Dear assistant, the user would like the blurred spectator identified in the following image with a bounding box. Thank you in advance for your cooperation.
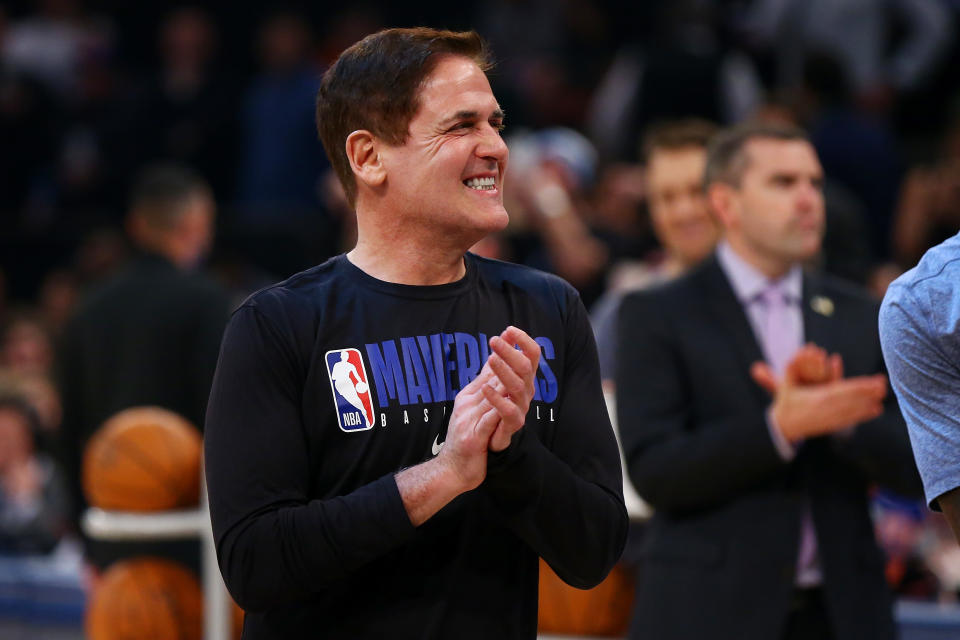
[0,310,55,377]
[72,227,130,287]
[36,269,80,337]
[52,19,122,226]
[873,491,940,599]
[800,52,904,262]
[0,45,60,229]
[1,0,107,98]
[11,373,62,437]
[236,11,325,214]
[480,0,612,128]
[0,368,62,439]
[0,391,70,555]
[587,1,762,162]
[591,119,719,383]
[892,113,960,267]
[590,163,650,257]
[732,0,953,113]
[231,10,334,277]
[57,164,230,570]
[504,127,610,304]
[114,7,238,201]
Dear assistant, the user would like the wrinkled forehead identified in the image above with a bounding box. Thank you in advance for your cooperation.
[414,55,499,115]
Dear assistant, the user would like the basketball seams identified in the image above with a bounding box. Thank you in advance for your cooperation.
[84,407,201,511]
[96,434,186,505]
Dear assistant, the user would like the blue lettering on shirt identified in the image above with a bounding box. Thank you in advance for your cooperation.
[365,341,409,408]
[400,336,432,404]
[534,337,558,403]
[365,332,558,408]
[455,332,481,389]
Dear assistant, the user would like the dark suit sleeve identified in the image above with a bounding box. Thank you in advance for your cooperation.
[616,290,788,514]
[204,305,416,612]
[831,297,922,498]
[481,287,628,589]
[832,397,922,498]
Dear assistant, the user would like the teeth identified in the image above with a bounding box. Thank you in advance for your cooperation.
[464,176,496,190]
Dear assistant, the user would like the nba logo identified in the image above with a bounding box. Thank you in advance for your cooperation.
[325,348,376,432]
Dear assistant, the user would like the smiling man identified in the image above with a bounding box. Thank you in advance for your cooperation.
[617,122,920,640]
[203,28,627,639]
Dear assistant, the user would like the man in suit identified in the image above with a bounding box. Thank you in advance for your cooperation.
[58,165,231,570]
[617,121,921,640]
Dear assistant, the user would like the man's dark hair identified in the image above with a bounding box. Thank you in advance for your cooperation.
[703,121,810,190]
[316,27,492,208]
[129,164,209,230]
[641,119,719,163]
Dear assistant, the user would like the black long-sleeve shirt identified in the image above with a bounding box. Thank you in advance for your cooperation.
[204,253,627,639]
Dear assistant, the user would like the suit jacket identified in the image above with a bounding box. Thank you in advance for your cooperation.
[57,252,231,567]
[616,254,921,640]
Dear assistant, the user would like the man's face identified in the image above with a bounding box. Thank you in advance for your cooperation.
[379,55,509,241]
[176,191,215,268]
[646,146,717,267]
[726,138,825,270]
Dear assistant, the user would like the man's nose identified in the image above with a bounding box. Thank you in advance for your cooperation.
[796,181,822,211]
[477,124,508,163]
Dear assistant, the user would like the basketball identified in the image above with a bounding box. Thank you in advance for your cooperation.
[537,559,635,636]
[355,381,368,394]
[83,406,202,511]
[85,557,203,640]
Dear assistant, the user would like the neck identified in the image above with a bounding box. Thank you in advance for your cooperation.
[349,225,470,287]
[726,235,791,280]
[137,238,193,271]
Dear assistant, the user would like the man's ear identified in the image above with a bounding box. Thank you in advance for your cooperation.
[707,182,738,230]
[345,130,386,189]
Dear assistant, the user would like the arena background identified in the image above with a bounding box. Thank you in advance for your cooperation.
[2,0,960,638]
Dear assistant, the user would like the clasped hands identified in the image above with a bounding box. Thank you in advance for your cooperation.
[750,344,887,444]
[439,326,540,490]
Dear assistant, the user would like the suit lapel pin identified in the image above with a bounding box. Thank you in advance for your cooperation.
[811,295,834,317]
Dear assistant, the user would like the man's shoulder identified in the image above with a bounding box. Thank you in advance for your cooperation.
[621,258,712,311]
[74,259,227,320]
[882,233,960,341]
[237,256,344,318]
[886,233,960,310]
[470,253,578,308]
[810,271,877,310]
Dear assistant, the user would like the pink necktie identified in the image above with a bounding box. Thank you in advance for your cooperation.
[761,283,821,586]
[760,284,794,376]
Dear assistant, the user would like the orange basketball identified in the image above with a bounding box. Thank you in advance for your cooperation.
[538,559,635,636]
[85,557,203,640]
[83,406,202,511]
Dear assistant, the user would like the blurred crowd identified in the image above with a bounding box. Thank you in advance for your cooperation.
[2,0,960,614]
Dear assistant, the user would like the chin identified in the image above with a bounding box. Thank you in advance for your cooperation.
[476,206,509,233]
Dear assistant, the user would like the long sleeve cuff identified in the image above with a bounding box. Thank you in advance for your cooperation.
[766,406,796,461]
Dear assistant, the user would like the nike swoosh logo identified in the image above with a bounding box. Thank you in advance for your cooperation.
[432,435,444,456]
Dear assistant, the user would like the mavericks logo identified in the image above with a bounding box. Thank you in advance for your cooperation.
[325,348,376,432]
